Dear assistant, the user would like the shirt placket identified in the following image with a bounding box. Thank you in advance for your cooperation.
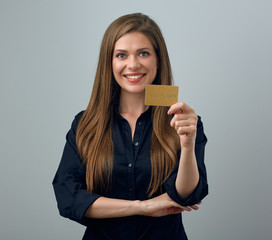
[123,117,145,200]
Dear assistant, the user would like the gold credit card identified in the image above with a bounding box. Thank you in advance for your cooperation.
[145,85,179,106]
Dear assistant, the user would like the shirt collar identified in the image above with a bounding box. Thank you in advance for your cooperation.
[113,97,152,120]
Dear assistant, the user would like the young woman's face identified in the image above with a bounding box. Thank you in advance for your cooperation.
[112,32,158,95]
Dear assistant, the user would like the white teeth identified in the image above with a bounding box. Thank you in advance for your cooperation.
[125,74,144,79]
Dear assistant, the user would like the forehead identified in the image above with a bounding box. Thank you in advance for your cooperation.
[114,32,154,50]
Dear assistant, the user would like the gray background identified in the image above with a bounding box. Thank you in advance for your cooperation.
[1,0,271,239]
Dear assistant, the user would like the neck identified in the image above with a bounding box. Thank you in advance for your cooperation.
[119,91,147,115]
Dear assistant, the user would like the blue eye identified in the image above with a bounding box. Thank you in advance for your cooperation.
[117,53,126,59]
[139,52,149,57]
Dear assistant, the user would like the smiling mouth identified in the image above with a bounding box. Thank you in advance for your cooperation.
[124,74,146,79]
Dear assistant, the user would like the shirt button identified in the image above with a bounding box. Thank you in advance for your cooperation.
[128,163,132,168]
[134,142,139,147]
[138,121,143,126]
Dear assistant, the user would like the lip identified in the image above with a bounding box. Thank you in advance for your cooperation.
[123,73,146,83]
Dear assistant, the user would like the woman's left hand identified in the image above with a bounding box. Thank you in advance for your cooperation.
[168,102,198,149]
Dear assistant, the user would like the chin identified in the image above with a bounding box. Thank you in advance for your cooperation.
[124,86,145,94]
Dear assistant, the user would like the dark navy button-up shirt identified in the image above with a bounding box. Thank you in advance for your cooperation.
[53,105,208,240]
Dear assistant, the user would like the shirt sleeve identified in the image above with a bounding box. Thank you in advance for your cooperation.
[163,116,208,206]
[52,112,101,226]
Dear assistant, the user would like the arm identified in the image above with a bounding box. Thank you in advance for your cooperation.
[168,102,206,200]
[84,197,140,219]
[176,148,199,199]
[84,193,200,219]
[52,112,101,225]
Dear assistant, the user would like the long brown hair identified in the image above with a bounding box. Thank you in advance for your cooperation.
[76,13,180,197]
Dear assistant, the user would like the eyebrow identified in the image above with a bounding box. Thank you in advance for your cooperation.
[114,47,152,53]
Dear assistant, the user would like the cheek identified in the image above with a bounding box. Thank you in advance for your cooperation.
[112,60,122,75]
[147,56,157,70]
[148,60,158,77]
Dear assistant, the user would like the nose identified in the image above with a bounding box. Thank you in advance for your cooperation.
[127,56,140,70]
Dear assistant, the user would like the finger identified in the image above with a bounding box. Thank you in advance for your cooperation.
[173,120,196,130]
[170,114,191,126]
[189,205,200,210]
[168,102,195,115]
[170,201,191,212]
[188,202,202,210]
[167,207,185,214]
[170,114,197,128]
[181,206,192,212]
[176,125,197,136]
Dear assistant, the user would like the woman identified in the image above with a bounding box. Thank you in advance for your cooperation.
[53,13,208,240]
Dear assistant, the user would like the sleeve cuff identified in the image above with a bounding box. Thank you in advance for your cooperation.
[164,176,208,206]
[66,191,101,226]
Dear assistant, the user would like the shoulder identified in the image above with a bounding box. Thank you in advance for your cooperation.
[74,110,85,122]
[70,110,85,133]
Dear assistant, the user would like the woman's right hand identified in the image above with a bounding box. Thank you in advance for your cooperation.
[139,193,201,217]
